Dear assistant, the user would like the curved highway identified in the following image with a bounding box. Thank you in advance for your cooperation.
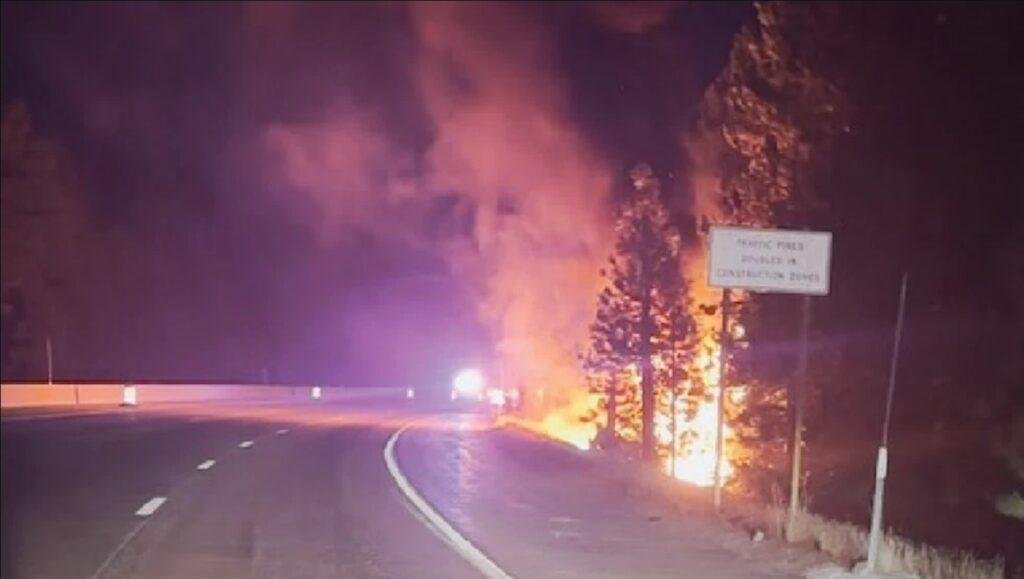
[2,400,820,578]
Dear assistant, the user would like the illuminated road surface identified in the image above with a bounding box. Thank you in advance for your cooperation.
[1,400,821,578]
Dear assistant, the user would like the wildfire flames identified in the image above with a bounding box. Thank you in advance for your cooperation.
[663,333,737,487]
[518,173,745,489]
[502,407,596,452]
[529,324,741,487]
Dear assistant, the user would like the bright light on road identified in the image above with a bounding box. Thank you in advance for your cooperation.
[452,368,485,397]
[486,388,506,407]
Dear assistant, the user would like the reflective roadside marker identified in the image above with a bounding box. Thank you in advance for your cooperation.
[122,385,138,406]
[196,460,216,470]
[406,388,415,399]
[238,440,254,448]
[311,386,322,400]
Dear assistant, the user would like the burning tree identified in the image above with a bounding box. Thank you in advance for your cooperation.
[701,2,849,228]
[692,1,849,498]
[582,276,641,447]
[583,163,697,463]
[656,299,705,475]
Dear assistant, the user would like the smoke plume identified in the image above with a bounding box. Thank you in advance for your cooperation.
[262,4,615,432]
[411,4,613,433]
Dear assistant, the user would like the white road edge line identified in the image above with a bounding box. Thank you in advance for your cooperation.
[1,409,123,423]
[384,426,513,579]
[276,429,289,435]
[238,440,254,448]
[89,520,147,579]
[134,496,167,517]
[196,459,216,470]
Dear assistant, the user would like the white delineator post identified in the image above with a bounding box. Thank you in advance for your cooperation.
[867,446,888,569]
[866,273,908,572]
[122,384,138,406]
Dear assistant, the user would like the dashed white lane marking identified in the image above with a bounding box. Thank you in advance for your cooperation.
[134,496,167,517]
[196,459,216,470]
[384,427,514,579]
[552,530,583,539]
[238,440,254,448]
[276,429,289,435]
[549,516,579,524]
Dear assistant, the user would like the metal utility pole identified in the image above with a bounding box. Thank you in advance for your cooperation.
[46,336,53,385]
[867,273,909,571]
[786,295,812,540]
[713,288,732,511]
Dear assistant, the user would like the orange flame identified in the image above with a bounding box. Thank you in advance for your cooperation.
[661,332,738,486]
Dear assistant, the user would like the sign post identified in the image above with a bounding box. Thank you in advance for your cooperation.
[707,226,832,516]
[787,294,811,539]
[712,287,731,511]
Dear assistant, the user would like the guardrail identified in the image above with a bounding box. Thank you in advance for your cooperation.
[0,383,404,409]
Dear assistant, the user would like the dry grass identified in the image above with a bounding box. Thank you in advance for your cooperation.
[877,535,1005,579]
[600,455,1006,578]
[726,501,1006,579]
[515,428,1008,579]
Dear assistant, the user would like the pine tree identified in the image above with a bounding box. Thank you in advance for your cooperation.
[692,1,849,497]
[701,2,849,228]
[585,163,688,462]
[582,275,639,448]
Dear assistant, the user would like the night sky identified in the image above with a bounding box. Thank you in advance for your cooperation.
[1,2,749,385]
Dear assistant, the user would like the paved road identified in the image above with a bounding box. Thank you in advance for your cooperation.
[1,401,477,579]
[2,400,822,579]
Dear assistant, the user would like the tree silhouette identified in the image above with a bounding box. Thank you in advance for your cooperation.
[691,2,849,497]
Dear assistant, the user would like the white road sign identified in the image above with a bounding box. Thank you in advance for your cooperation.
[708,226,832,295]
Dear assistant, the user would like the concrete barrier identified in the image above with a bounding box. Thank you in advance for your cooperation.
[0,384,81,407]
[0,383,405,409]
[319,386,406,401]
[75,384,125,405]
[134,384,296,404]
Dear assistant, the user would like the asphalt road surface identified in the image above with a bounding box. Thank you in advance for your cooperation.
[1,399,821,578]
